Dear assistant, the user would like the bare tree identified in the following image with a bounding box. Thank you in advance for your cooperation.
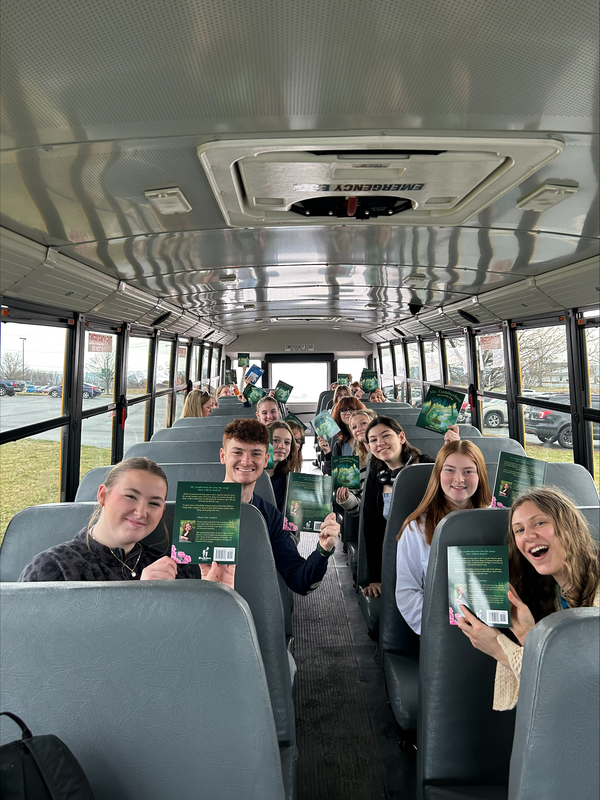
[1,351,29,380]
[517,328,567,389]
[87,351,115,394]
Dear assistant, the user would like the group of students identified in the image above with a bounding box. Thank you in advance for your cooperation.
[16,377,600,716]
[315,389,600,710]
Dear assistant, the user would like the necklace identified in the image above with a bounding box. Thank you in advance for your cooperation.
[109,545,143,578]
[89,527,143,578]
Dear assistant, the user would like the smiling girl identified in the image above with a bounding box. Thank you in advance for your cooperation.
[395,440,491,633]
[334,408,376,516]
[266,420,302,512]
[360,416,460,598]
[318,396,367,474]
[19,458,233,585]
[458,488,599,710]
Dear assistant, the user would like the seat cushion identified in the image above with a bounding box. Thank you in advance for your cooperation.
[279,745,298,800]
[357,591,380,635]
[424,785,507,800]
[383,651,419,731]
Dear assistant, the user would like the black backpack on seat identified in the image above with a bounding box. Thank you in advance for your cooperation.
[0,712,96,800]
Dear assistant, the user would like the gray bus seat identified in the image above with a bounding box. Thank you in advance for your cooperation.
[316,390,333,415]
[125,439,224,463]
[379,464,434,731]
[0,582,286,800]
[75,463,277,508]
[362,401,412,409]
[544,462,599,505]
[579,506,600,540]
[152,425,228,441]
[209,405,257,417]
[508,608,599,800]
[0,501,296,755]
[418,508,516,800]
[173,415,249,427]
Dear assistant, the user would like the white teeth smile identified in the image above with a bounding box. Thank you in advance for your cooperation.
[530,545,549,556]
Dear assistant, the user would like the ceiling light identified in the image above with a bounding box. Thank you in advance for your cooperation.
[471,296,479,305]
[333,326,340,330]
[244,304,255,310]
[262,326,269,331]
[583,308,600,318]
[458,309,479,325]
[220,274,237,282]
[144,187,192,214]
[517,182,578,212]
[404,274,427,284]
[437,307,444,315]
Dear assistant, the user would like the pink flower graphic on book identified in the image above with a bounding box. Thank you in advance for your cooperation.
[449,607,460,626]
[283,517,298,533]
[491,497,505,509]
[171,545,192,564]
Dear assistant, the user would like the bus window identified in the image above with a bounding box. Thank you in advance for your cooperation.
[270,362,328,402]
[127,337,151,397]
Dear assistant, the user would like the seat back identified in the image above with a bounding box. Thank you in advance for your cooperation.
[400,424,481,441]
[316,390,333,415]
[216,396,242,404]
[579,506,600,540]
[544,462,599,505]
[75,464,276,507]
[417,508,516,795]
[152,425,227,441]
[0,500,294,747]
[209,405,257,417]
[362,401,412,409]
[173,415,245,427]
[125,439,224,462]
[508,608,599,800]
[0,582,285,800]
[379,464,435,658]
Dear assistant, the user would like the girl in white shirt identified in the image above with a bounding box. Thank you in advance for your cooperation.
[395,440,492,634]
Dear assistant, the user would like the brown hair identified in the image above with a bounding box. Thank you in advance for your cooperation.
[268,421,302,475]
[347,409,376,467]
[216,385,231,398]
[508,488,600,620]
[398,440,491,545]
[331,396,367,443]
[222,418,270,449]
[86,457,169,546]
[365,416,422,472]
[332,385,351,404]
[256,395,279,413]
[287,420,306,451]
[181,389,213,418]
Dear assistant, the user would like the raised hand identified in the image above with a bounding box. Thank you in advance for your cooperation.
[200,562,236,589]
[318,512,340,552]
[140,555,177,581]
[508,584,536,645]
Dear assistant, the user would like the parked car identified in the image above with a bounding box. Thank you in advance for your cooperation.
[524,394,599,448]
[457,397,508,428]
[44,383,102,399]
[0,380,17,396]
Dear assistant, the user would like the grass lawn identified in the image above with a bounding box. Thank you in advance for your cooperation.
[0,438,111,541]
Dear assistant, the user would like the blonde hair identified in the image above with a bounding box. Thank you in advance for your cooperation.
[86,458,169,546]
[398,440,491,545]
[268,421,302,474]
[181,389,212,418]
[347,409,376,467]
[256,395,279,413]
[216,385,231,398]
[508,488,599,619]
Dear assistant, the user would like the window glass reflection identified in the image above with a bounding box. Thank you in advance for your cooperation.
[518,326,569,403]
[154,394,170,433]
[521,401,574,465]
[406,342,421,380]
[393,344,406,379]
[476,332,505,393]
[157,340,173,389]
[445,337,469,387]
[127,337,150,397]
[80,413,113,480]
[123,401,149,454]
[84,332,116,401]
[424,340,440,383]
[176,345,187,386]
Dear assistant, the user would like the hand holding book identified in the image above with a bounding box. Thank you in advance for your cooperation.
[199,562,236,588]
[317,512,339,552]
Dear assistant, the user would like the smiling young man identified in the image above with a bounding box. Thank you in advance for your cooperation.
[220,418,339,595]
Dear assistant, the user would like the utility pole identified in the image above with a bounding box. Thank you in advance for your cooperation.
[19,337,26,380]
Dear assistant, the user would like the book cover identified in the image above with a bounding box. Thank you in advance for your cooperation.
[243,383,266,405]
[286,473,333,533]
[416,385,466,434]
[237,353,250,367]
[361,369,379,392]
[245,364,264,385]
[225,369,237,385]
[274,380,293,403]
[337,374,351,386]
[311,409,341,440]
[284,412,307,431]
[447,545,511,627]
[171,482,242,565]
[332,455,361,490]
[492,451,547,507]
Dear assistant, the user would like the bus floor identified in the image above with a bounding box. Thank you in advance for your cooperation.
[293,530,416,800]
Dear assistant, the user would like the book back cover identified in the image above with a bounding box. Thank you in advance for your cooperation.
[492,451,547,507]
[172,482,242,565]
[447,545,511,627]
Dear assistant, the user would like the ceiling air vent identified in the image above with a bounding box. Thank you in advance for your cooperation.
[198,135,563,227]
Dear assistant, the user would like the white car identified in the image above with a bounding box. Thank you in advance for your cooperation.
[457,397,508,428]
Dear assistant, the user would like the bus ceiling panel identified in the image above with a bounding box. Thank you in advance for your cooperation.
[61,226,592,283]
[1,0,598,150]
[0,143,226,246]
[2,134,596,246]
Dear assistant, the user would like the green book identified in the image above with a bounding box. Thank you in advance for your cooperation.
[171,482,242,565]
[286,473,333,533]
[332,455,361,490]
[284,412,307,431]
[337,374,351,386]
[492,451,547,507]
[416,385,465,434]
[243,383,266,405]
[266,442,275,470]
[237,353,249,367]
[225,369,237,385]
[448,545,511,627]
[361,369,379,392]
[274,380,293,403]
[311,409,341,440]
